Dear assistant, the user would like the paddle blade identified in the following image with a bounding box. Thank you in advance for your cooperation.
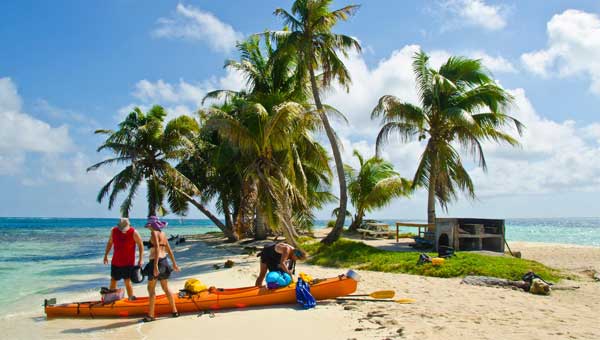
[369,290,395,299]
[394,298,416,304]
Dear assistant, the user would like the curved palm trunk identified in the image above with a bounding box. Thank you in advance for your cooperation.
[235,179,258,239]
[186,197,237,241]
[308,68,348,245]
[223,198,235,233]
[278,194,300,249]
[348,211,364,233]
[165,183,237,241]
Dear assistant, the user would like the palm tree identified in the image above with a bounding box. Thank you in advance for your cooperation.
[269,0,362,244]
[372,51,524,225]
[168,120,240,241]
[205,99,320,247]
[205,35,334,242]
[88,105,199,217]
[345,150,412,232]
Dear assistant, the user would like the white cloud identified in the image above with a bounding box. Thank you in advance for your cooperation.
[324,45,421,139]
[437,0,508,31]
[133,79,206,107]
[39,152,111,185]
[153,3,243,53]
[0,77,73,175]
[121,69,246,122]
[319,46,600,201]
[583,123,600,144]
[468,51,516,74]
[521,9,600,94]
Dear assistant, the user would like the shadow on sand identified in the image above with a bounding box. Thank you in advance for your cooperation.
[61,320,140,334]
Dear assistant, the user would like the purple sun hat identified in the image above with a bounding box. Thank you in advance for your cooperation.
[146,216,168,231]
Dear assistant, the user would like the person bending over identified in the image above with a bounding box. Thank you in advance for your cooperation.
[255,242,306,287]
[103,218,144,300]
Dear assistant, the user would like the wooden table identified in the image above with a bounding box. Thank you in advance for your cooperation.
[395,222,434,243]
[357,223,391,239]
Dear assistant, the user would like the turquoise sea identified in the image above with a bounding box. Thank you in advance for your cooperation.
[0,217,599,319]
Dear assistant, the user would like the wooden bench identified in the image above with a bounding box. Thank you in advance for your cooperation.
[357,223,392,239]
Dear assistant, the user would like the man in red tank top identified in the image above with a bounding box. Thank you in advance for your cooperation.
[103,218,144,299]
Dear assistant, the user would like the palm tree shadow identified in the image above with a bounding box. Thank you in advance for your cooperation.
[61,320,139,334]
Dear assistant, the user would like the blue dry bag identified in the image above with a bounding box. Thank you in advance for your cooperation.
[295,278,316,309]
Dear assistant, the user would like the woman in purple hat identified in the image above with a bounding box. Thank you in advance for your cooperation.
[141,216,180,322]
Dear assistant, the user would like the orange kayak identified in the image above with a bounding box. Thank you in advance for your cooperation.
[45,275,357,318]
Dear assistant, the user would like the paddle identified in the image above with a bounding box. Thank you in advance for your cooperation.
[348,290,395,299]
[336,297,416,304]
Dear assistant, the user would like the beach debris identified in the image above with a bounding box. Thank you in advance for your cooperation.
[213,264,221,270]
[594,272,600,282]
[462,274,554,295]
[344,305,359,311]
[461,276,529,291]
[367,311,388,318]
[529,278,551,295]
[224,260,235,268]
[397,326,405,336]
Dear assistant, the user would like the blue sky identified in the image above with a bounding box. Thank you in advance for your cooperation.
[2,0,600,219]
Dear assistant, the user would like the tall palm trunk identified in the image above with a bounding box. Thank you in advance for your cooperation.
[147,177,159,217]
[427,177,436,225]
[308,67,348,245]
[427,152,438,227]
[254,206,268,240]
[235,179,258,239]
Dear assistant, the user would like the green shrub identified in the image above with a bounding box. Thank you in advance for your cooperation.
[302,239,562,282]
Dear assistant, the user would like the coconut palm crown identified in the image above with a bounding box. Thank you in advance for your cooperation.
[372,51,524,224]
[88,105,199,217]
[345,150,412,232]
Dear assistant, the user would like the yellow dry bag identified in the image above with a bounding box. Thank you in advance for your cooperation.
[184,278,208,293]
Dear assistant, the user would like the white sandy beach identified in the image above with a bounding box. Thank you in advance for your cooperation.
[3,235,600,340]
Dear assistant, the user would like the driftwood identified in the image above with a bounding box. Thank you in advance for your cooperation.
[461,276,530,290]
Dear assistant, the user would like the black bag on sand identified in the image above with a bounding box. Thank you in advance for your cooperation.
[130,265,144,284]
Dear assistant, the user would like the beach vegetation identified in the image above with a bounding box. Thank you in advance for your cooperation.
[303,239,562,281]
[345,150,412,232]
[186,34,334,246]
[372,51,524,224]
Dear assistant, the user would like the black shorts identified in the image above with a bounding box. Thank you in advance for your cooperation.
[111,265,134,281]
[143,257,173,281]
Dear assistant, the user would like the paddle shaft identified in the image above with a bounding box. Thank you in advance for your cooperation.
[348,290,395,299]
[337,297,413,303]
